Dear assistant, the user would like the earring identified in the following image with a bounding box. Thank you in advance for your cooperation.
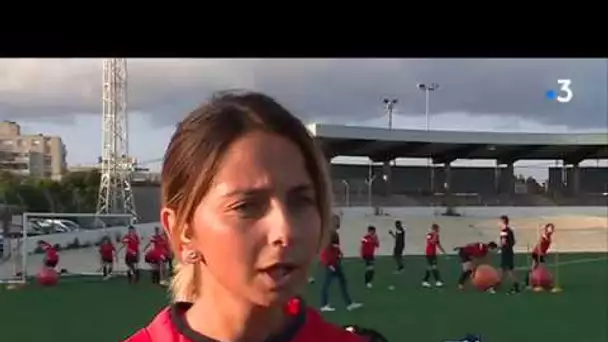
[182,250,200,264]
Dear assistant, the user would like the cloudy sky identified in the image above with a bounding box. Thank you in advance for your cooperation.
[0,58,606,178]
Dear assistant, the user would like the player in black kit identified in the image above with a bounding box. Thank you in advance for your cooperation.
[389,220,405,273]
[499,215,521,294]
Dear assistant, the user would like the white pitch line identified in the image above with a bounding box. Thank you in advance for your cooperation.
[514,256,608,271]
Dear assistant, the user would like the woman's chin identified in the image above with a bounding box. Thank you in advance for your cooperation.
[251,287,300,308]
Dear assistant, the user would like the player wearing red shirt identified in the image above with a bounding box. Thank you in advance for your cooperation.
[422,223,446,288]
[119,226,141,283]
[360,225,379,288]
[454,241,498,290]
[319,230,362,312]
[125,298,381,342]
[38,240,59,269]
[525,223,555,287]
[98,236,116,280]
[144,227,171,285]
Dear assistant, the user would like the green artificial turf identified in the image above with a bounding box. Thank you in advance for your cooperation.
[1,253,606,342]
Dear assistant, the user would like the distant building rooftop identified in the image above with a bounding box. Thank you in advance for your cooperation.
[307,123,608,164]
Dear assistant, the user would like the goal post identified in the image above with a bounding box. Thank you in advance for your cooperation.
[0,212,135,284]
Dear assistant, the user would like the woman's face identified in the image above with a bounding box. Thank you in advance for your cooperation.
[190,131,322,307]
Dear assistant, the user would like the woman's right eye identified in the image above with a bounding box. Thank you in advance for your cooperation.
[231,199,265,217]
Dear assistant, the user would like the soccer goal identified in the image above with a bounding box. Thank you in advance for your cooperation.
[0,212,135,285]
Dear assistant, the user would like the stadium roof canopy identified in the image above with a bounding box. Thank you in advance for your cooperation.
[307,123,608,165]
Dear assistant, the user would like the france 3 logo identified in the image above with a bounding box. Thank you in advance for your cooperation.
[546,79,574,103]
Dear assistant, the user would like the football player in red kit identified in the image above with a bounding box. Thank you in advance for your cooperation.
[525,223,555,288]
[98,236,116,280]
[360,225,379,288]
[38,240,59,270]
[124,93,383,342]
[422,223,446,287]
[454,241,498,290]
[319,229,363,312]
[118,226,141,283]
[144,227,170,285]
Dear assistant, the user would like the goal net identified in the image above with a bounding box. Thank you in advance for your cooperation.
[0,212,135,284]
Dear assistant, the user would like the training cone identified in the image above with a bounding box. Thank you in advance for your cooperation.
[471,264,500,291]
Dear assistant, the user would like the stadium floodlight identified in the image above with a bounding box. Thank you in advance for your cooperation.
[416,83,439,131]
[383,98,398,130]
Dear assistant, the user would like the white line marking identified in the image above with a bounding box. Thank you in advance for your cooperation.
[514,256,608,271]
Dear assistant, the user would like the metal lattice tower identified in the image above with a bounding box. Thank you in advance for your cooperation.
[96,59,137,219]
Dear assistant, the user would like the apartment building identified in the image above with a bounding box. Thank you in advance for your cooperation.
[0,121,67,181]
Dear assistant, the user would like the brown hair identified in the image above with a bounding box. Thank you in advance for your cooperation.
[161,90,333,302]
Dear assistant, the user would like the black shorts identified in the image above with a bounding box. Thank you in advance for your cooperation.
[145,254,162,264]
[393,246,404,256]
[101,256,113,264]
[500,251,514,270]
[362,255,375,266]
[164,253,174,264]
[531,253,545,264]
[458,248,472,263]
[426,255,437,266]
[45,259,58,268]
[125,253,139,266]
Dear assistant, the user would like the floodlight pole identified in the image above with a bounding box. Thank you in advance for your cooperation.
[417,83,439,131]
[383,98,398,130]
[417,83,440,193]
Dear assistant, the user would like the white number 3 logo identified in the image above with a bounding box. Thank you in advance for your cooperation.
[556,79,573,103]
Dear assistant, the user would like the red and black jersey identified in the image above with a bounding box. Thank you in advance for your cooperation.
[320,231,342,267]
[122,233,140,255]
[360,233,379,258]
[425,231,440,256]
[533,231,553,256]
[150,234,170,256]
[320,244,342,267]
[124,299,367,342]
[40,241,58,262]
[461,242,489,258]
[99,242,115,259]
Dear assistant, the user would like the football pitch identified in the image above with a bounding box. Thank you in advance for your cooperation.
[1,253,606,342]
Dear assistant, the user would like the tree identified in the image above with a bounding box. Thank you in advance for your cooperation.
[0,169,101,213]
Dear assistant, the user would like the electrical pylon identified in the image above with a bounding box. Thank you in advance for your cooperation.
[96,58,137,220]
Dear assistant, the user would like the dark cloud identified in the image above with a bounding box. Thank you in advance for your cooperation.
[0,58,605,130]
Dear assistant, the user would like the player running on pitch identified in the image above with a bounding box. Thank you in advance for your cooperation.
[98,236,116,280]
[524,223,555,289]
[422,223,446,287]
[454,241,498,291]
[118,226,141,284]
[38,240,59,270]
[360,225,380,288]
[143,227,170,285]
[389,220,405,273]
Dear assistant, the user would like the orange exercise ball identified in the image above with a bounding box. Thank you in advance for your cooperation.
[471,264,500,291]
[530,264,553,289]
[37,267,59,287]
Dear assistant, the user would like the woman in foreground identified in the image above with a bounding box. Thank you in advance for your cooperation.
[125,91,386,342]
